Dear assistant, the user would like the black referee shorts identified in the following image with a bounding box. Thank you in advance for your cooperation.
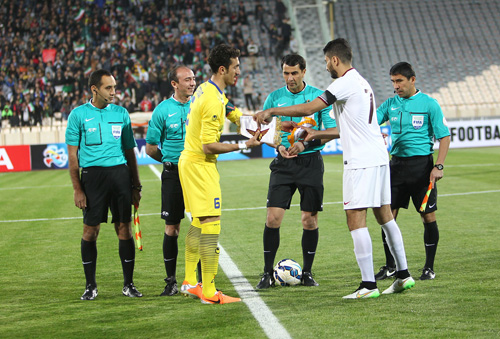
[81,164,132,226]
[161,162,185,224]
[267,151,324,212]
[390,154,438,213]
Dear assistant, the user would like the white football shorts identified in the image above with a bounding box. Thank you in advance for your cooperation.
[342,164,391,210]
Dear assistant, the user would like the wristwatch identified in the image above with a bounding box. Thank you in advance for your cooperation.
[434,164,444,170]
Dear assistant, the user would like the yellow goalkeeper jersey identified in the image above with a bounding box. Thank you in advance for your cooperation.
[181,80,241,163]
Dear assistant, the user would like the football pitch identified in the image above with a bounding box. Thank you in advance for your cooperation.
[1,147,499,338]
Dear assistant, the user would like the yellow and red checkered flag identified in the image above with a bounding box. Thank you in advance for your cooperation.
[419,182,433,212]
[133,204,143,251]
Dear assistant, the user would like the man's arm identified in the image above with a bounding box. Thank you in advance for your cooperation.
[254,97,328,124]
[301,126,340,141]
[430,135,450,187]
[145,143,162,162]
[68,145,86,209]
[202,131,262,154]
[124,148,142,207]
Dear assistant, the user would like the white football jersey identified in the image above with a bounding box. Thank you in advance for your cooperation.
[319,69,388,169]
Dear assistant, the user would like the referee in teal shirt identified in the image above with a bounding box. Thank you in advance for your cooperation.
[376,62,450,281]
[256,54,337,289]
[66,69,143,300]
[145,65,197,296]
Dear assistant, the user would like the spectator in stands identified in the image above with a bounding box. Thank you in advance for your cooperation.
[10,111,20,128]
[246,39,259,75]
[275,0,287,22]
[280,18,292,53]
[2,105,13,121]
[140,95,153,112]
[33,97,43,126]
[43,101,53,124]
[243,75,256,111]
[21,102,30,127]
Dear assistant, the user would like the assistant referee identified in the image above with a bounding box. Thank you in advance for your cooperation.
[66,69,143,300]
[376,62,450,281]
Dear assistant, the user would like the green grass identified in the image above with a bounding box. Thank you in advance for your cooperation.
[1,147,500,338]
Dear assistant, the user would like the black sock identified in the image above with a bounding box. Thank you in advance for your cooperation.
[396,269,410,279]
[361,281,377,290]
[81,239,97,287]
[381,229,395,268]
[119,237,135,286]
[197,261,202,283]
[263,224,280,273]
[163,233,178,279]
[302,228,318,273]
[423,221,439,270]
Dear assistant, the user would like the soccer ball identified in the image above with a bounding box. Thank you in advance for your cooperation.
[273,259,302,286]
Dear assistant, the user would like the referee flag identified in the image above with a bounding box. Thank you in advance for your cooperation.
[133,204,143,251]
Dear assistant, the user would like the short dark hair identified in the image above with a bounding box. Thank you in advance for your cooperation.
[389,62,416,79]
[168,65,189,83]
[88,69,112,89]
[208,44,240,73]
[322,38,353,64]
[280,54,306,71]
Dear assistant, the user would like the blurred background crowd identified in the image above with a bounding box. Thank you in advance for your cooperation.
[0,0,292,128]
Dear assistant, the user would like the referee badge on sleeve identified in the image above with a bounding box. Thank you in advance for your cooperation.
[112,125,122,139]
[412,115,424,130]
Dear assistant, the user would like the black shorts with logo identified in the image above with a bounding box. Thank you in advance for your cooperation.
[390,154,438,213]
[161,162,185,224]
[267,151,324,212]
[81,164,132,226]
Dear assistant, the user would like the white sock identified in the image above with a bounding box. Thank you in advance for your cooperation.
[350,227,375,283]
[381,219,408,271]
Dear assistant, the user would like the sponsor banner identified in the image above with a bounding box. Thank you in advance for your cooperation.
[0,145,31,172]
[135,139,157,166]
[446,118,500,148]
[31,143,69,170]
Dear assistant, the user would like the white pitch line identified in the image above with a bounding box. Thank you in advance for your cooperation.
[2,189,500,224]
[148,164,291,339]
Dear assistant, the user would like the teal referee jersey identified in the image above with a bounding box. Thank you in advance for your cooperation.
[264,83,336,153]
[146,96,190,164]
[377,90,450,157]
[65,102,137,167]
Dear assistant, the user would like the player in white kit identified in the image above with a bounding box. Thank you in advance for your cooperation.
[254,38,415,299]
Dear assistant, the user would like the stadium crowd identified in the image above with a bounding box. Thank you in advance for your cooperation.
[0,0,290,129]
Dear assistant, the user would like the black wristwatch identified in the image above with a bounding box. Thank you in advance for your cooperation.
[132,185,143,192]
[434,164,444,170]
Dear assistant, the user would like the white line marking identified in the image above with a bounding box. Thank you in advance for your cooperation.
[148,164,291,339]
[219,246,291,339]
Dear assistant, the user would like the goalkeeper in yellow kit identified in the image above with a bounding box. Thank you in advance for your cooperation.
[178,44,261,304]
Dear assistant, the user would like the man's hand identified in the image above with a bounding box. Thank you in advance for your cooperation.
[253,109,273,125]
[300,126,318,141]
[286,141,305,157]
[132,188,142,208]
[74,189,87,209]
[280,120,299,133]
[245,128,263,148]
[430,167,444,187]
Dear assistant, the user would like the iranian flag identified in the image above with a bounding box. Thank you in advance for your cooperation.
[74,9,85,21]
[84,67,92,77]
[74,42,85,54]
